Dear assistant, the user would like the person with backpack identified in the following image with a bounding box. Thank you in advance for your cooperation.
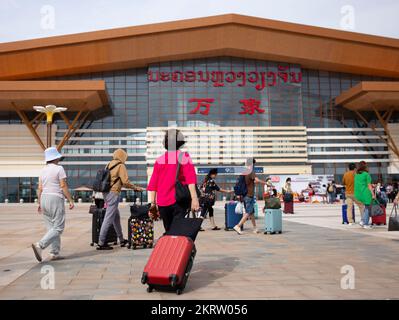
[96,149,144,250]
[376,182,388,207]
[32,147,74,262]
[147,129,199,233]
[327,181,337,204]
[233,158,267,235]
[199,168,234,231]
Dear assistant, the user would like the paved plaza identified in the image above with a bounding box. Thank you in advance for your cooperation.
[0,202,398,300]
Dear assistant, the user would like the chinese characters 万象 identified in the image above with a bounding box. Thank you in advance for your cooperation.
[187,98,266,116]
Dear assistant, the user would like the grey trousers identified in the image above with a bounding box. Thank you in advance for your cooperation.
[99,192,124,245]
[39,194,66,255]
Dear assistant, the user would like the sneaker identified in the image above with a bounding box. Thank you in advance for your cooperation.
[359,221,365,227]
[199,227,205,232]
[363,225,373,230]
[349,223,356,226]
[120,239,129,247]
[48,254,64,261]
[233,225,243,235]
[96,244,113,250]
[253,229,259,234]
[31,243,42,262]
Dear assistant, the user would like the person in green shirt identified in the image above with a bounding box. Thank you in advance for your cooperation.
[354,161,375,229]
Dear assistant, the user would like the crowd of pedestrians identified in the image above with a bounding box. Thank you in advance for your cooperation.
[341,161,398,230]
[31,129,395,261]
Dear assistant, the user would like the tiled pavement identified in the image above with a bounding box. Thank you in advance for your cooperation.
[0,202,398,300]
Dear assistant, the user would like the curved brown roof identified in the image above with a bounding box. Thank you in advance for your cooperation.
[1,14,399,80]
[335,81,399,111]
[0,80,109,113]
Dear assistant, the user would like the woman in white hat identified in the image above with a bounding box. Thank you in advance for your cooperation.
[32,147,74,262]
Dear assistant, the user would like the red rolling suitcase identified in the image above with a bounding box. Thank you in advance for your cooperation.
[372,207,387,225]
[141,235,196,295]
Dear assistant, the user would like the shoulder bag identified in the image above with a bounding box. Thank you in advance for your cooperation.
[370,199,384,217]
[388,204,399,231]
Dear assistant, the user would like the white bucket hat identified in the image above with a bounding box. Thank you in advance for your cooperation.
[44,147,63,163]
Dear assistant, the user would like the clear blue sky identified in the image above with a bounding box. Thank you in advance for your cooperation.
[0,0,398,43]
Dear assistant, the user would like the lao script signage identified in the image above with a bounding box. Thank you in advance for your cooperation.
[148,65,302,91]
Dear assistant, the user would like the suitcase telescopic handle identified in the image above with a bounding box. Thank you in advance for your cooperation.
[134,190,143,205]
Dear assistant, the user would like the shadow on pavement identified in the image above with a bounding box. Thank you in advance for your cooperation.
[64,249,115,261]
[187,256,240,291]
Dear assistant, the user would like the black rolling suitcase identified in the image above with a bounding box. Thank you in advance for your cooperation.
[128,192,153,249]
[90,207,118,246]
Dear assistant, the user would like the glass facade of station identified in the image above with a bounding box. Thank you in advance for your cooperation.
[0,57,396,202]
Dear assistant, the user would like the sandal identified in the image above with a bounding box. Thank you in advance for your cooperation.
[211,226,221,231]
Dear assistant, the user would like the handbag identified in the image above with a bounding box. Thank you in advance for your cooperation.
[89,204,97,214]
[235,201,244,214]
[175,152,192,206]
[130,192,151,218]
[265,197,282,209]
[388,204,399,231]
[370,199,384,217]
[165,217,203,242]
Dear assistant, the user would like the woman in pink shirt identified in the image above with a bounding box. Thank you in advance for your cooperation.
[147,129,199,232]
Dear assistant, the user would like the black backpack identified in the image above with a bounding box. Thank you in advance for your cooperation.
[234,175,248,197]
[92,162,121,192]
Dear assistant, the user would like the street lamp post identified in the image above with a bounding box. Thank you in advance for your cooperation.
[33,105,67,148]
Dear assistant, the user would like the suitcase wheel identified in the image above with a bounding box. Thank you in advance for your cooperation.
[147,286,153,293]
[170,275,178,288]
[176,289,183,295]
[141,272,148,285]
